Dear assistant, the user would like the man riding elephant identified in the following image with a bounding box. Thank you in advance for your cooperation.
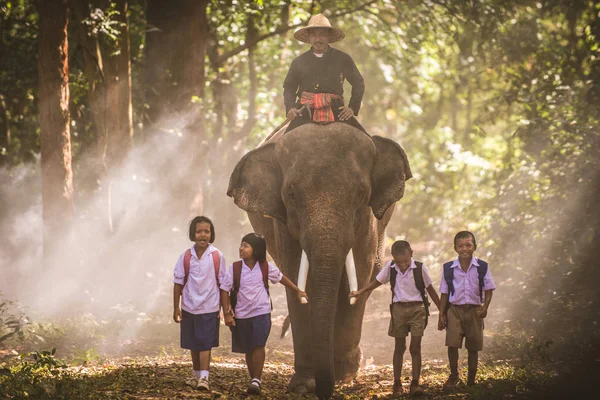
[283,13,367,134]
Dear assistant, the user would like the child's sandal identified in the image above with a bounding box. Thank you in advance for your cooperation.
[247,378,261,395]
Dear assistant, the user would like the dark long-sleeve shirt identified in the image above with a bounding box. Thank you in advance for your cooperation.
[283,46,365,116]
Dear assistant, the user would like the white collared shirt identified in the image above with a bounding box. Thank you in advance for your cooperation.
[376,258,433,303]
[439,257,496,305]
[173,244,226,315]
[220,260,283,319]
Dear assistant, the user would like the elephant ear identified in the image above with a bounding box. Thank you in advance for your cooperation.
[369,136,412,220]
[227,142,286,223]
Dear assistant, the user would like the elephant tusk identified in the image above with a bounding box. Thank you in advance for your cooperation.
[346,249,358,305]
[298,250,309,304]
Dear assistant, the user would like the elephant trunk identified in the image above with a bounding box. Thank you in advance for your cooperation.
[306,240,347,400]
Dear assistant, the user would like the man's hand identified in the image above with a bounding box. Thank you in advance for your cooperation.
[338,106,354,121]
[287,107,303,120]
[478,306,488,319]
[438,314,446,331]
[173,308,182,323]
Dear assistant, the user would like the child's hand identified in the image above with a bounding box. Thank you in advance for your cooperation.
[224,314,236,327]
[478,306,488,319]
[173,308,182,323]
[349,290,361,299]
[296,290,308,304]
[438,314,446,331]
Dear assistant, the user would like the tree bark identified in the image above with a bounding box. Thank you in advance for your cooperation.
[144,0,209,126]
[37,0,74,265]
[70,0,107,177]
[104,0,132,169]
[144,0,177,125]
[0,94,9,150]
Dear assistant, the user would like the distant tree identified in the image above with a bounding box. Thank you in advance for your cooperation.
[70,0,133,232]
[37,0,74,264]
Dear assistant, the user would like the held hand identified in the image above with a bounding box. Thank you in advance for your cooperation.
[338,106,355,121]
[438,314,446,331]
[297,290,308,304]
[224,314,236,327]
[287,108,303,120]
[173,308,182,323]
[478,307,488,319]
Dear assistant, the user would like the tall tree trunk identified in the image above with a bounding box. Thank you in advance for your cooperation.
[143,0,210,220]
[101,0,133,233]
[177,0,208,110]
[104,0,132,169]
[38,0,74,265]
[0,94,10,151]
[70,0,107,182]
[179,0,209,216]
[144,0,181,126]
[237,12,258,141]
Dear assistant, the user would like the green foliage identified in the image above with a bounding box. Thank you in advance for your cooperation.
[81,2,125,46]
[0,292,29,345]
[18,348,67,375]
[72,347,100,365]
[0,0,39,166]
[0,348,66,399]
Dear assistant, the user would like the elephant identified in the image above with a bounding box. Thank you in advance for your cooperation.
[227,122,411,399]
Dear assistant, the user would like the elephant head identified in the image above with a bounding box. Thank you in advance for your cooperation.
[227,123,411,398]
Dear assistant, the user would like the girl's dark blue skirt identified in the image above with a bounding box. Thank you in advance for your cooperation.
[230,313,271,353]
[180,310,220,351]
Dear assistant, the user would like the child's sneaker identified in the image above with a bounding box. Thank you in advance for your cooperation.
[247,378,261,395]
[197,376,210,391]
[185,376,199,388]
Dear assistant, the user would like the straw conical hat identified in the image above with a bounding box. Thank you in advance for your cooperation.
[294,14,345,43]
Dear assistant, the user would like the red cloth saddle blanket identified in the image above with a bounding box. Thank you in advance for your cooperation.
[300,92,342,122]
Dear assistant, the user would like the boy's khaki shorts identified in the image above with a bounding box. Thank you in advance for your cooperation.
[445,304,484,351]
[388,302,426,338]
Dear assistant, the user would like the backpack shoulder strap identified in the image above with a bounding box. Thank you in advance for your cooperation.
[476,259,488,302]
[443,261,455,295]
[211,251,221,286]
[413,261,426,294]
[233,261,243,293]
[413,261,430,322]
[259,260,269,289]
[259,260,273,311]
[389,262,397,302]
[183,249,192,287]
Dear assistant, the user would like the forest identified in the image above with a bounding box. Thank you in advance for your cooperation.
[0,0,599,398]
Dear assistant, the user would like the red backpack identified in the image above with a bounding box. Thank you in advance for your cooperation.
[183,249,221,287]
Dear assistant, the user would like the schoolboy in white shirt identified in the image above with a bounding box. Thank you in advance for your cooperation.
[351,240,441,396]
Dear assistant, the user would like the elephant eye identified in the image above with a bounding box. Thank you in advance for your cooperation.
[283,189,295,202]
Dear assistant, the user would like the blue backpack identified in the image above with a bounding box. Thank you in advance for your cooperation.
[443,259,488,302]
